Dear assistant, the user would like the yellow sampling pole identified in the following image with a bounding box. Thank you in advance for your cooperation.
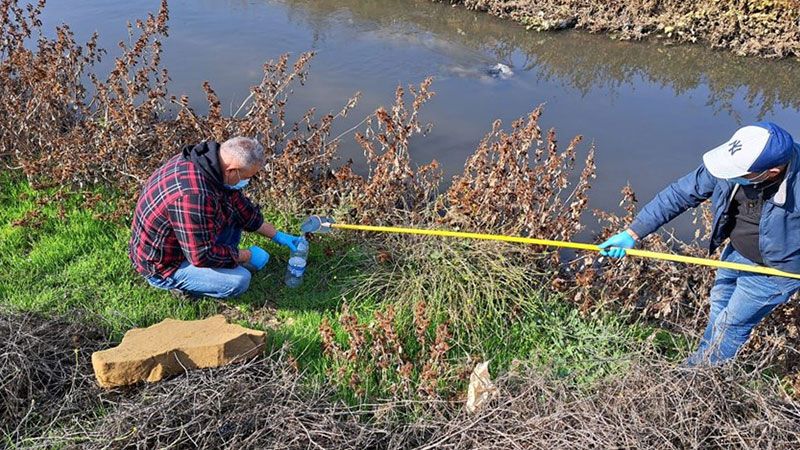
[329,223,800,280]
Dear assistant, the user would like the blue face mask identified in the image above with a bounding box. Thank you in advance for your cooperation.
[730,170,772,186]
[226,178,250,190]
[224,169,250,190]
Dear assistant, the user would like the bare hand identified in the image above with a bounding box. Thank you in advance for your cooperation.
[237,248,252,264]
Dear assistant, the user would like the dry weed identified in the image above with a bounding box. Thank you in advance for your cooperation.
[321,302,459,402]
[36,345,800,449]
[0,310,106,444]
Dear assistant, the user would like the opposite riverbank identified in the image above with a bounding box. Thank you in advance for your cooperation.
[439,0,800,59]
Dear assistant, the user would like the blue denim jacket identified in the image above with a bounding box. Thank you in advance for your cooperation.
[629,144,800,273]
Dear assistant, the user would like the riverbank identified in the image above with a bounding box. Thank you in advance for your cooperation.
[3,178,800,448]
[0,174,668,444]
[3,0,799,385]
[439,0,800,59]
[4,1,800,445]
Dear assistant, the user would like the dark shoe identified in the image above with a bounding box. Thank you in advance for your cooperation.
[241,262,258,272]
[169,288,198,300]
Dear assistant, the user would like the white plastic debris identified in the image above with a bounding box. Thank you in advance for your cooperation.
[466,361,498,414]
[488,63,514,79]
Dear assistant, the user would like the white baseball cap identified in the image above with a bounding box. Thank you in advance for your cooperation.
[702,122,794,179]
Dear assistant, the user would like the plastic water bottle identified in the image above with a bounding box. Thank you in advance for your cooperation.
[284,238,309,288]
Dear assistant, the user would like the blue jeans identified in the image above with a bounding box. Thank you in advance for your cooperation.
[686,246,800,365]
[146,225,251,299]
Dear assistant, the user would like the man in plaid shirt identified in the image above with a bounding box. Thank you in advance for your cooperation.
[129,137,303,298]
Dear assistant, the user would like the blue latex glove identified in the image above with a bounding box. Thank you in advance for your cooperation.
[248,245,269,270]
[599,230,636,259]
[272,231,301,252]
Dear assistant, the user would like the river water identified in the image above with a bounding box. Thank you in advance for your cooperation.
[42,0,800,237]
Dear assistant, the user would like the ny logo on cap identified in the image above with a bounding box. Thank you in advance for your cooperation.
[727,139,743,155]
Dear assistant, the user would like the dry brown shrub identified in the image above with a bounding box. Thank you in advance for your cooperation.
[0,0,359,203]
[444,105,593,243]
[320,302,458,402]
[571,185,717,328]
[341,105,595,349]
[350,78,442,225]
[9,0,173,186]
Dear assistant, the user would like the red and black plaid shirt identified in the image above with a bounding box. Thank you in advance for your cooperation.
[129,153,264,279]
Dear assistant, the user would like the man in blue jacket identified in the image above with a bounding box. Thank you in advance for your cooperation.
[599,122,799,365]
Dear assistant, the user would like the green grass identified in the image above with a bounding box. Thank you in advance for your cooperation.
[0,180,220,335]
[0,175,354,342]
[0,174,681,394]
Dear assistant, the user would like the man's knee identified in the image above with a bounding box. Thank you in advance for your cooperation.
[221,268,251,298]
[203,267,251,299]
[709,278,735,302]
[713,311,759,342]
[163,264,251,299]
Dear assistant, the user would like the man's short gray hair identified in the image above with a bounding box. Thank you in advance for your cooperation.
[220,137,265,168]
